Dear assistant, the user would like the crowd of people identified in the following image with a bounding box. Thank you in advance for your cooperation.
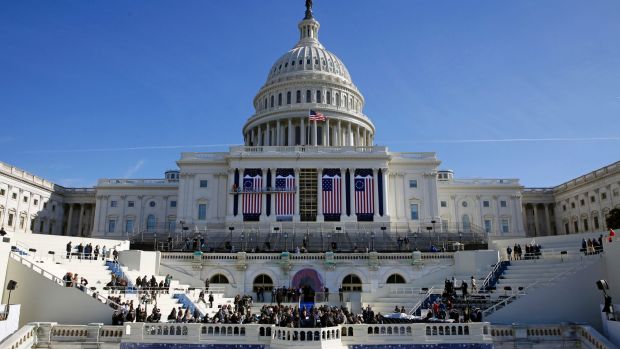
[65,241,114,260]
[506,242,542,260]
[582,236,604,255]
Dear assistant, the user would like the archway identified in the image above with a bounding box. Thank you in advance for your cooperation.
[210,274,229,284]
[291,269,323,292]
[342,274,362,291]
[386,274,406,284]
[253,274,274,292]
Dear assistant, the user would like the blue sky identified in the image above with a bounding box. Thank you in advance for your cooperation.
[1,0,618,188]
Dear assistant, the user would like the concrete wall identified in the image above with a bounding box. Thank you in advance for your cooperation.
[1,258,114,327]
[488,259,605,332]
[118,250,161,276]
[454,250,499,276]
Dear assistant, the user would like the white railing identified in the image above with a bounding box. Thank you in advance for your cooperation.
[228,145,389,155]
[491,324,617,349]
[0,324,37,349]
[160,251,454,262]
[97,178,178,185]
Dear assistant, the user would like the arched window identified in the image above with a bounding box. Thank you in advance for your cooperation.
[253,274,274,292]
[146,215,156,232]
[286,91,291,104]
[386,274,406,284]
[326,91,331,104]
[264,98,267,110]
[210,274,229,284]
[278,93,282,106]
[306,90,311,103]
[316,90,322,103]
[270,95,274,108]
[296,90,301,103]
[336,93,340,106]
[342,274,362,291]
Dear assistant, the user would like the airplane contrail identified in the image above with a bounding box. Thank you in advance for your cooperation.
[23,143,242,154]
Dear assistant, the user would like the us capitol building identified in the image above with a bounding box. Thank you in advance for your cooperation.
[1,2,619,243]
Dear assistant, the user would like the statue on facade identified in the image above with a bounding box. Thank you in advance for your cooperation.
[304,0,313,19]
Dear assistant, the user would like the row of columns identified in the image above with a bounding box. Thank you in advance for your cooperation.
[245,118,373,147]
[523,203,554,236]
[64,203,93,236]
[227,167,389,222]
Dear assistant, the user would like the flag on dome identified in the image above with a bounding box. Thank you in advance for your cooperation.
[309,110,326,121]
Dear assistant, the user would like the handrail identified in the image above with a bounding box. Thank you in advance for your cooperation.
[482,257,594,317]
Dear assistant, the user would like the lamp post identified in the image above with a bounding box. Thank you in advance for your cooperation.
[284,232,288,252]
[459,232,463,251]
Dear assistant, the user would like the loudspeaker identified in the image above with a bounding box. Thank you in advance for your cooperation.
[6,280,17,291]
[596,280,609,291]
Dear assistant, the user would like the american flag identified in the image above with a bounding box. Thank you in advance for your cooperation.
[275,175,295,216]
[309,110,326,121]
[355,175,374,214]
[242,175,262,214]
[322,174,341,214]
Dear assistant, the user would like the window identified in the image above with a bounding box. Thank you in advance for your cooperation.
[574,221,579,233]
[146,215,156,231]
[33,199,38,206]
[19,216,25,229]
[286,91,291,104]
[306,90,311,103]
[326,91,331,104]
[342,274,362,291]
[410,203,419,220]
[580,199,585,206]
[270,95,274,108]
[8,213,14,226]
[409,180,417,188]
[563,205,566,212]
[278,93,282,106]
[571,202,575,209]
[0,188,4,196]
[170,200,177,208]
[484,220,492,233]
[199,180,208,188]
[583,219,589,231]
[501,219,509,233]
[336,92,340,106]
[483,201,490,208]
[386,274,406,284]
[565,223,569,235]
[296,90,301,103]
[108,219,116,233]
[39,220,44,233]
[500,200,507,208]
[23,196,28,203]
[440,201,447,208]
[110,200,117,207]
[11,193,17,200]
[167,219,176,232]
[128,201,135,207]
[198,204,207,220]
[125,219,134,233]
[149,201,156,207]
[52,205,56,212]
[316,90,322,103]
[601,193,607,200]
[594,216,600,230]
[210,274,229,284]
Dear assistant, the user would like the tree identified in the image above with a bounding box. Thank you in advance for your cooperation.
[606,208,620,230]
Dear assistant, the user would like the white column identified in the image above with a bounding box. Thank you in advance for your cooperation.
[313,120,318,146]
[533,204,539,236]
[317,168,324,222]
[337,120,342,146]
[372,169,379,219]
[288,118,293,146]
[77,204,85,236]
[356,126,361,146]
[276,121,281,146]
[66,204,74,236]
[544,204,551,235]
[227,170,235,218]
[266,123,271,146]
[261,168,267,220]
[294,168,301,221]
[326,119,330,146]
[350,169,356,217]
[347,123,352,146]
[340,168,347,217]
[382,169,390,217]
[362,129,367,146]
[301,118,306,145]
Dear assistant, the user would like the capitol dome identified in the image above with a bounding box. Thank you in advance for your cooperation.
[242,4,375,148]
